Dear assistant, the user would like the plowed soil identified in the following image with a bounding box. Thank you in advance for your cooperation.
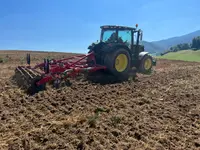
[0,51,200,150]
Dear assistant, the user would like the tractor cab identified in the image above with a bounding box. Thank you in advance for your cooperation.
[100,24,144,52]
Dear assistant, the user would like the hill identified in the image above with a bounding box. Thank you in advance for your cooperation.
[144,30,200,54]
[156,49,200,62]
[142,41,163,54]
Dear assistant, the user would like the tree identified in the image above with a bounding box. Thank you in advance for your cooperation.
[169,43,190,52]
[192,36,200,49]
[161,36,200,56]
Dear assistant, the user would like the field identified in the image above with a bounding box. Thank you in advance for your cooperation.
[0,50,200,150]
[157,50,200,62]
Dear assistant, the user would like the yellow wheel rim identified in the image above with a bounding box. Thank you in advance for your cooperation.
[115,54,128,72]
[144,58,152,70]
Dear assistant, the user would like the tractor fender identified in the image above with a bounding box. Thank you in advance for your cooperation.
[138,51,149,60]
[104,44,131,54]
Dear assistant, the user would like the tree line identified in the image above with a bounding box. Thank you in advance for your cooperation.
[161,36,200,55]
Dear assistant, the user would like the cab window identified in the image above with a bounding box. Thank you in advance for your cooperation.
[118,30,132,47]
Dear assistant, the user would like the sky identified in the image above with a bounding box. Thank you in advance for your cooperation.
[0,0,200,53]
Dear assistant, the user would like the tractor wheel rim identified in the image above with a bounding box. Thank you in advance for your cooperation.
[115,54,128,72]
[144,58,152,70]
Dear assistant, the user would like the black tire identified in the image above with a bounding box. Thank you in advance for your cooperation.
[138,54,153,74]
[104,48,131,80]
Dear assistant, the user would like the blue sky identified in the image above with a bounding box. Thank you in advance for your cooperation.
[0,0,200,53]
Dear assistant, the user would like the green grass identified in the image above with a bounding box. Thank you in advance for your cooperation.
[156,50,200,62]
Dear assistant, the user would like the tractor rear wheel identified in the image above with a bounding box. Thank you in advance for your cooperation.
[104,48,131,80]
[138,54,153,74]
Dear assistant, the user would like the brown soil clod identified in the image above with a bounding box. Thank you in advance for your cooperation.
[0,51,200,150]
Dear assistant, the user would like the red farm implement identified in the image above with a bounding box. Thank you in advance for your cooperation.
[14,24,156,95]
[14,52,106,94]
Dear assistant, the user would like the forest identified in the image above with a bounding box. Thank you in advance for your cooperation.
[160,36,200,55]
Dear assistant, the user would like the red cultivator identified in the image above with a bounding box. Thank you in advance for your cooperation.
[14,52,107,95]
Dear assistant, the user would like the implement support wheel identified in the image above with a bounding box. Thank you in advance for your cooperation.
[104,48,131,80]
[27,76,46,95]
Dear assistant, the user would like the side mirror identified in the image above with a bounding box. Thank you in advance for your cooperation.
[140,31,143,41]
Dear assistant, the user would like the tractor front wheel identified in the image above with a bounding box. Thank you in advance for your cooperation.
[138,55,153,74]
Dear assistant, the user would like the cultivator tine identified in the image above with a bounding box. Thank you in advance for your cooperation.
[16,67,25,77]
[20,66,34,79]
[28,68,40,77]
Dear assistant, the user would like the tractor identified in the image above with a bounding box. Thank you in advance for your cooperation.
[14,24,156,95]
[87,24,155,80]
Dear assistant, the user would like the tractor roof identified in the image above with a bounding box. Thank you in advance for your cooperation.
[100,25,136,30]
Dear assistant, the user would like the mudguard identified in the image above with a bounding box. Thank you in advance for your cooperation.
[88,42,131,54]
[102,43,131,54]
[138,52,157,66]
[138,51,149,60]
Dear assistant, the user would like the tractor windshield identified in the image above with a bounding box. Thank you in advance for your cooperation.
[101,30,117,42]
[118,30,131,47]
[101,29,132,48]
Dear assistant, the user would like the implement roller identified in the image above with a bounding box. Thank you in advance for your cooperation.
[14,24,156,95]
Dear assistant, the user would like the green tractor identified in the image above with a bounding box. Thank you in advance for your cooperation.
[87,24,156,82]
